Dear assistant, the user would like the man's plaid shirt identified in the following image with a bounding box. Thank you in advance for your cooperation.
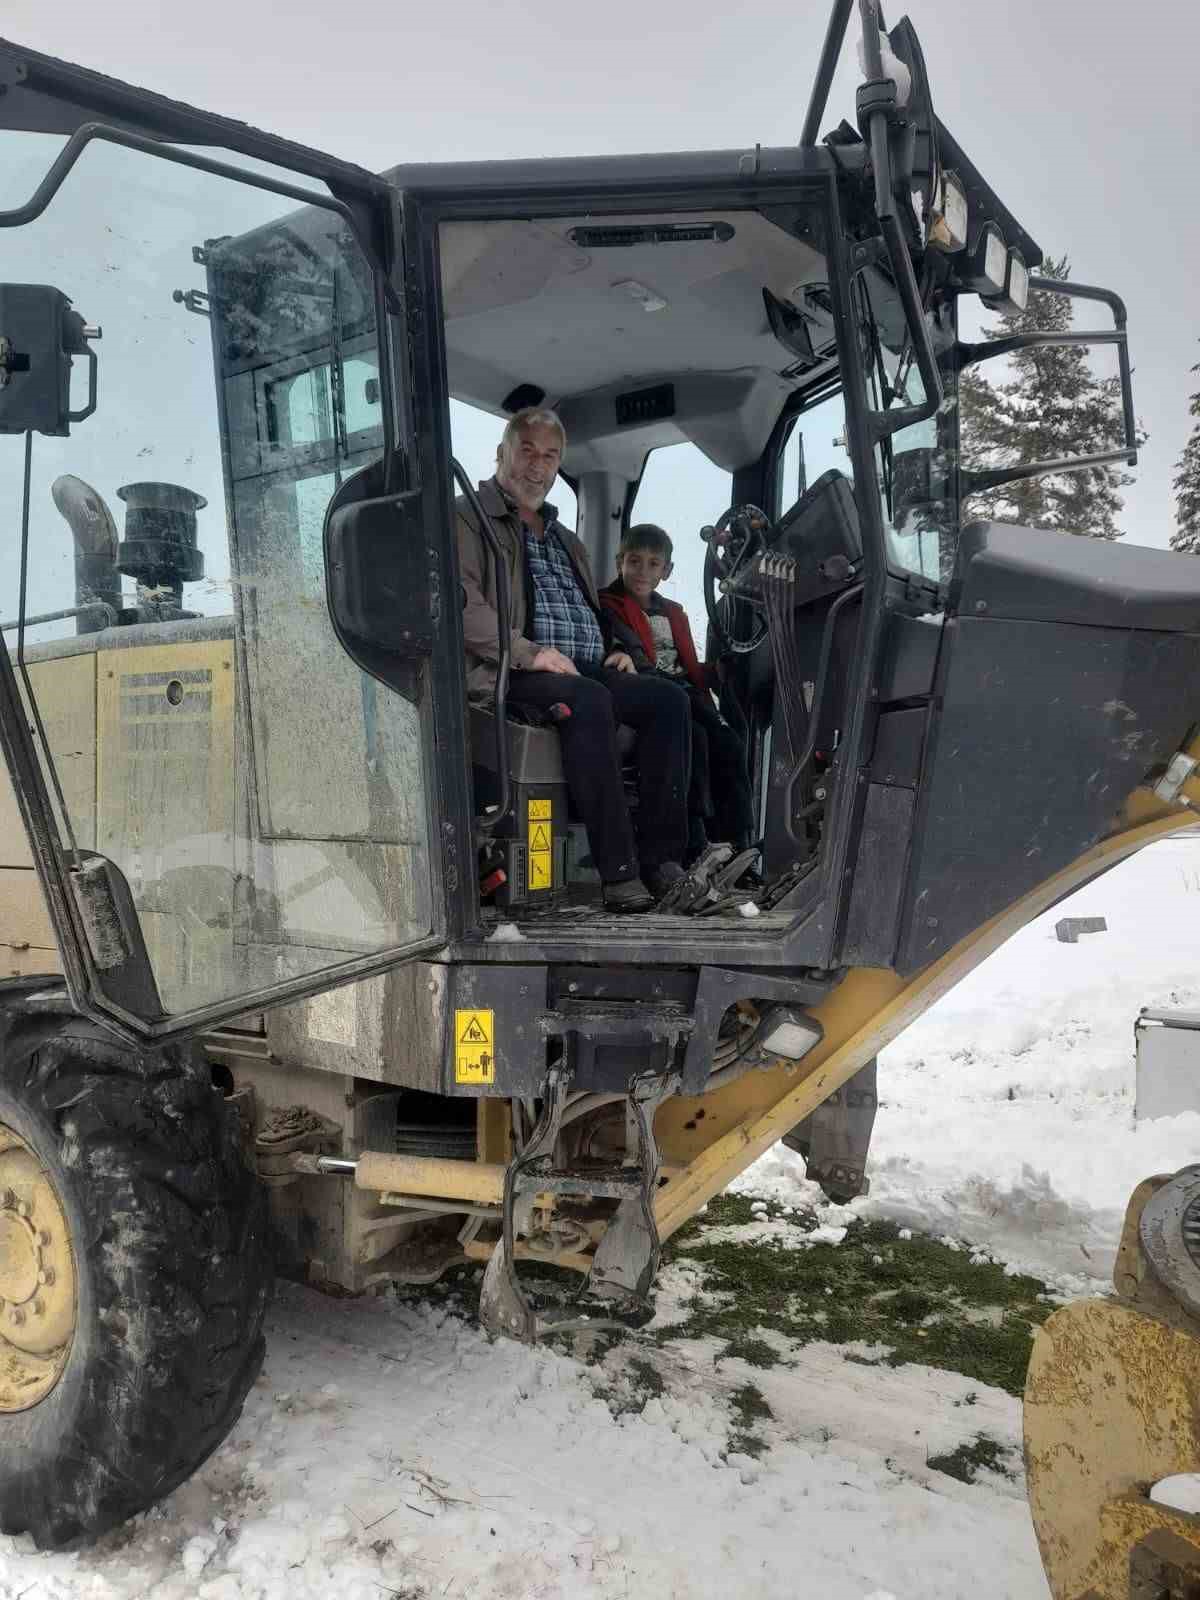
[523,519,606,667]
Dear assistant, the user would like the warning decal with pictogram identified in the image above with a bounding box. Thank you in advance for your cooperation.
[527,798,553,892]
[454,1008,495,1083]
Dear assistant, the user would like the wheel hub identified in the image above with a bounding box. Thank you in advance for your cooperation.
[0,1125,77,1411]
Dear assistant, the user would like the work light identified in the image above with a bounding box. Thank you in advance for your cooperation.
[963,222,1007,299]
[927,170,968,253]
[982,248,1029,317]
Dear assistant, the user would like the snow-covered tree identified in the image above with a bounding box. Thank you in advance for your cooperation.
[959,255,1138,539]
[1170,346,1200,555]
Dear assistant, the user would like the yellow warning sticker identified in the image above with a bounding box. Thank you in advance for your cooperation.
[527,798,553,892]
[454,1008,495,1084]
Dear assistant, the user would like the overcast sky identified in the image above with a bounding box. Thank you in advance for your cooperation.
[3,0,1197,570]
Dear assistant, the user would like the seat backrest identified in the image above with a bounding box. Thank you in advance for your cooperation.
[470,703,565,783]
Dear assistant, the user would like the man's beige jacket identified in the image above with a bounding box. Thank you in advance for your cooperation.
[455,476,607,697]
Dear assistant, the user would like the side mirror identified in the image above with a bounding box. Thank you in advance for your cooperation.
[892,445,957,508]
[325,466,438,703]
[0,283,99,435]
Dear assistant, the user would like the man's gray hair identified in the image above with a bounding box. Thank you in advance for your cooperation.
[497,406,567,461]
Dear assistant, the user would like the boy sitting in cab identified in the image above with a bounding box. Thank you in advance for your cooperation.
[600,524,754,859]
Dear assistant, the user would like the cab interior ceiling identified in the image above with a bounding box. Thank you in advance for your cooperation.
[439,210,836,481]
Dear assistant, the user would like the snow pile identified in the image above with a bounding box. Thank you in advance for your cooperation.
[0,1285,1045,1600]
[741,835,1200,1289]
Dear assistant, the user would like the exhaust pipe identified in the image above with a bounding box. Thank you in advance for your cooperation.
[50,474,122,634]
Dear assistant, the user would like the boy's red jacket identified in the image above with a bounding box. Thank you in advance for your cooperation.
[599,579,707,694]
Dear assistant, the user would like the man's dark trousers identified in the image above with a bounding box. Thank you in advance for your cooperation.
[506,664,690,882]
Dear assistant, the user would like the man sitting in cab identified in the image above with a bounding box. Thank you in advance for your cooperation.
[456,409,691,912]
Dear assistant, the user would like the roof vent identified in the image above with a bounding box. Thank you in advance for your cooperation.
[567,222,735,249]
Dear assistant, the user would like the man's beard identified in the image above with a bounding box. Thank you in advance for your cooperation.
[500,465,549,512]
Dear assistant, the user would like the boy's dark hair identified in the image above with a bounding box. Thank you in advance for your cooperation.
[620,523,674,563]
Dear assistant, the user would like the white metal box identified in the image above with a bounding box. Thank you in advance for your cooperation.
[1135,1009,1200,1121]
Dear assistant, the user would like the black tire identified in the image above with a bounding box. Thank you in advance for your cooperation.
[0,1000,270,1549]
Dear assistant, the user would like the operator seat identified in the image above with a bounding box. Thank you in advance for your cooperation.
[469,703,639,800]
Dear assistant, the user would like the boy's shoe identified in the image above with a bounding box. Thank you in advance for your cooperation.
[603,876,654,913]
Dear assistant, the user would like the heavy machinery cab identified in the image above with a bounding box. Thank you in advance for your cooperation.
[0,12,1189,1061]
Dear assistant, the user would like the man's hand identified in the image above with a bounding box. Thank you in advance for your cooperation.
[530,646,578,676]
[604,650,635,674]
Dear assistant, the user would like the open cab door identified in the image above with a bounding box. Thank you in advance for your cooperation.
[0,42,468,1040]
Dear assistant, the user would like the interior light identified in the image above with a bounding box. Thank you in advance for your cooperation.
[614,278,669,314]
[982,248,1030,317]
[963,223,1007,299]
[927,170,968,254]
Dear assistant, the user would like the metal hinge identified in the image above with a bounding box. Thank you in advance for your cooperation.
[171,288,210,318]
[1153,748,1199,809]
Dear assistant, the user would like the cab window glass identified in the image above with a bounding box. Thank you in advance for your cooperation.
[860,277,960,586]
[449,398,577,529]
[779,388,852,508]
[629,441,729,640]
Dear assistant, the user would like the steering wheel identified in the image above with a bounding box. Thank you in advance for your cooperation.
[702,503,772,655]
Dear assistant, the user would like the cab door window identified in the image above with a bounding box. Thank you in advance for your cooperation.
[860,278,961,586]
[0,133,438,1029]
[779,386,852,505]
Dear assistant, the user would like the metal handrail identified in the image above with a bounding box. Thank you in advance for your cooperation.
[451,459,513,834]
[0,601,116,632]
[959,276,1139,497]
[799,0,856,148]
[0,119,402,317]
[782,581,864,846]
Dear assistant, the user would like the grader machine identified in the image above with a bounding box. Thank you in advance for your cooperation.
[0,1,1196,1590]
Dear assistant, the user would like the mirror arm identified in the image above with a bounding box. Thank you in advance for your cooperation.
[956,328,1126,371]
[963,448,1136,498]
[800,0,856,147]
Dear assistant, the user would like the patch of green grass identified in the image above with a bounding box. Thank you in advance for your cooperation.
[716,1333,781,1369]
[727,1380,773,1459]
[659,1208,1054,1396]
[627,1356,665,1399]
[590,1351,668,1418]
[927,1433,1017,1484]
[669,1191,806,1240]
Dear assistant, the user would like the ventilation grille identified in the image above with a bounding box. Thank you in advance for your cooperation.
[568,222,735,249]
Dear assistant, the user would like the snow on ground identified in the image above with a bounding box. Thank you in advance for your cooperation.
[2,837,1197,1600]
[742,832,1200,1292]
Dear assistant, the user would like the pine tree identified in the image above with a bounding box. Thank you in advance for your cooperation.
[1170,345,1200,555]
[959,255,1138,539]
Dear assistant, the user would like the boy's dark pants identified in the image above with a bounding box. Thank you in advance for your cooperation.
[686,688,754,851]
